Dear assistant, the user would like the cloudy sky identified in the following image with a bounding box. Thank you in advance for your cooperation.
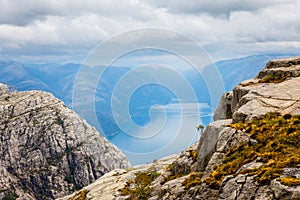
[0,0,300,63]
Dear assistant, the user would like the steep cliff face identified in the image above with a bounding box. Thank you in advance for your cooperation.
[61,56,300,200]
[0,89,130,199]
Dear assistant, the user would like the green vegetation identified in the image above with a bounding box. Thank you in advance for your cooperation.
[196,124,205,134]
[182,172,204,189]
[119,170,160,200]
[204,113,300,189]
[278,177,300,187]
[259,73,287,83]
[70,189,89,200]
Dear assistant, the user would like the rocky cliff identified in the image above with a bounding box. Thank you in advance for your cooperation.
[60,56,300,200]
[0,87,130,199]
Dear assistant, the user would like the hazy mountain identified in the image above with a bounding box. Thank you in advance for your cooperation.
[0,61,50,91]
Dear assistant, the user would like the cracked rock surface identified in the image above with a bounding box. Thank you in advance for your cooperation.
[0,89,130,199]
[232,77,300,122]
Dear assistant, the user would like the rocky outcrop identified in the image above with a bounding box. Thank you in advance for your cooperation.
[194,120,231,172]
[61,56,300,200]
[213,92,233,121]
[233,57,300,122]
[0,83,8,95]
[0,89,130,199]
[231,77,300,122]
[257,56,300,79]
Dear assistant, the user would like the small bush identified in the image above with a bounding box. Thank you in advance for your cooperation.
[119,170,160,200]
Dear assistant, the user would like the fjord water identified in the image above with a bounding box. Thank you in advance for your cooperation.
[94,66,212,165]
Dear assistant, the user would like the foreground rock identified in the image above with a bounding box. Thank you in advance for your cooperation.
[58,154,180,200]
[0,88,130,199]
[61,56,300,200]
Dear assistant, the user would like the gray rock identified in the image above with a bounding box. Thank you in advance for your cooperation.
[159,176,186,199]
[0,83,8,95]
[229,56,300,122]
[216,127,248,153]
[254,185,275,200]
[0,90,130,199]
[270,179,292,199]
[194,120,231,172]
[170,142,199,175]
[232,77,300,122]
[213,92,233,121]
[59,154,178,200]
[237,160,264,173]
[219,174,259,200]
[281,168,300,178]
[257,56,300,79]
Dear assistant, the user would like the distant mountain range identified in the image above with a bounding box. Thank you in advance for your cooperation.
[0,54,296,163]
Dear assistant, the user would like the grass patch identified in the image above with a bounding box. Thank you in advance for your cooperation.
[119,170,160,200]
[259,73,287,83]
[70,189,89,200]
[182,172,204,189]
[204,113,300,189]
[278,177,300,187]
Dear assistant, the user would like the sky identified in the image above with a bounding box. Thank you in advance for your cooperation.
[0,0,300,63]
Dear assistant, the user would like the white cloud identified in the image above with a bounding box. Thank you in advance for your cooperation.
[143,0,294,16]
[0,0,299,62]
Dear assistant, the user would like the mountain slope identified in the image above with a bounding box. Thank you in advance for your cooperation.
[0,87,130,199]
